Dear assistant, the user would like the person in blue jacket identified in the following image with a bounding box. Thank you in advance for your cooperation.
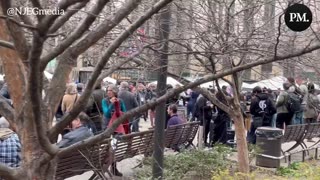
[101,84,125,176]
[102,84,126,129]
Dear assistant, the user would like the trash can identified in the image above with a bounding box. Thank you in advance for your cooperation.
[255,127,283,168]
[227,129,235,141]
[226,129,236,147]
[226,139,236,148]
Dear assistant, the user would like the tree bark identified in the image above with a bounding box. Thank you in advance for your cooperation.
[152,3,172,179]
[231,106,250,174]
[0,11,27,129]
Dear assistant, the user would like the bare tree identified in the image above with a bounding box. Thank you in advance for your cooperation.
[0,0,320,179]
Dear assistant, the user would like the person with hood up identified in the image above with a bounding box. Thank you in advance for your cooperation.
[248,86,276,144]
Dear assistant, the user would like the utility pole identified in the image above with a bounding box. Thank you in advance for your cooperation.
[152,3,172,180]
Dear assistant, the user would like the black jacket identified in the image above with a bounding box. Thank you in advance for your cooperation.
[193,95,212,121]
[250,93,276,117]
[86,89,105,117]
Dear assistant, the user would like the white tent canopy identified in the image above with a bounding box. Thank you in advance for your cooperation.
[103,77,117,84]
[200,80,227,88]
[44,71,53,80]
[150,77,183,87]
[200,79,251,89]
[246,76,287,90]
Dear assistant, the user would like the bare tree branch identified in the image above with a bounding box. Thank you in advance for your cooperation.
[168,72,232,114]
[0,1,32,63]
[37,0,85,34]
[0,39,14,49]
[273,13,283,59]
[44,0,145,131]
[0,16,28,117]
[58,42,320,152]
[49,0,174,140]
[28,32,58,155]
[196,87,232,115]
[30,0,44,21]
[48,1,89,34]
[27,0,94,151]
[18,14,34,27]
[40,0,110,69]
[41,0,142,70]
[0,15,37,30]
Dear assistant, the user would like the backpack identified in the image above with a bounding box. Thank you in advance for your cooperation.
[286,92,302,113]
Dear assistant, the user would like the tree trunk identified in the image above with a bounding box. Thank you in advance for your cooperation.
[232,108,250,174]
[15,100,57,180]
[21,160,56,180]
[152,3,172,179]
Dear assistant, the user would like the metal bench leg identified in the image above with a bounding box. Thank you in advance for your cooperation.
[300,142,310,156]
[288,155,291,165]
[281,150,287,163]
[88,173,97,180]
[89,171,107,180]
[302,151,305,162]
[301,142,307,149]
[316,148,318,160]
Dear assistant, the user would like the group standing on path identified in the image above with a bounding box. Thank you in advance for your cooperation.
[2,75,320,177]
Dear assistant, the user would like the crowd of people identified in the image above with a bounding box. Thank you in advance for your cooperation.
[248,77,320,144]
[1,76,320,177]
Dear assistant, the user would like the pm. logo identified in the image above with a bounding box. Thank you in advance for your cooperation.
[285,4,312,32]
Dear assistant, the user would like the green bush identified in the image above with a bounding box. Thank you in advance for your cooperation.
[276,161,320,178]
[135,144,233,180]
[212,169,257,180]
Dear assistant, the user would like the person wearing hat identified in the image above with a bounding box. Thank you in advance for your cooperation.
[0,117,21,168]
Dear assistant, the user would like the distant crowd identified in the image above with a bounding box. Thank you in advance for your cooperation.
[1,76,320,177]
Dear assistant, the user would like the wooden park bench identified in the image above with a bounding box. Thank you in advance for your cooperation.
[52,121,199,179]
[301,123,320,149]
[282,124,308,153]
[113,129,155,162]
[112,121,200,163]
[281,123,320,164]
[55,139,112,180]
[164,121,200,151]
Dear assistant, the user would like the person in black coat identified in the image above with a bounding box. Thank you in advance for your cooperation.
[193,94,212,146]
[211,89,231,145]
[248,86,276,144]
[85,82,106,134]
